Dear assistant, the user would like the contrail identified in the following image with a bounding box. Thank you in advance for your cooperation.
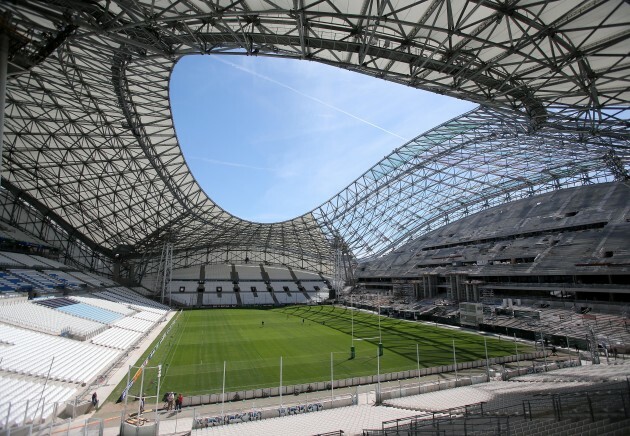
[188,156,274,172]
[214,57,409,141]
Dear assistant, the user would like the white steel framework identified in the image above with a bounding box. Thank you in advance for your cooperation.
[0,1,628,277]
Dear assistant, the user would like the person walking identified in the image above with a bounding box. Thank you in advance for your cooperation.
[91,392,98,409]
[177,393,183,411]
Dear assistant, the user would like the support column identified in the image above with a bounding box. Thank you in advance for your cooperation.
[0,33,9,182]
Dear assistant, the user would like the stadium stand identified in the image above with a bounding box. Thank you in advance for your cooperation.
[239,288,258,305]
[9,269,65,293]
[292,269,322,281]
[0,222,52,249]
[0,324,119,384]
[136,263,332,308]
[0,270,32,292]
[0,252,25,267]
[203,291,230,306]
[96,287,169,313]
[30,256,68,269]
[63,271,108,288]
[193,404,415,436]
[0,376,76,429]
[234,265,264,281]
[44,270,86,289]
[205,264,233,280]
[56,301,124,324]
[0,1,628,435]
[4,253,52,268]
[112,316,155,333]
[169,279,198,293]
[265,266,294,281]
[170,293,198,306]
[68,295,136,316]
[0,300,106,338]
[90,327,143,350]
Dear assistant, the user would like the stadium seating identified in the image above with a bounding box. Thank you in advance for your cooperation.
[0,252,25,267]
[0,271,32,292]
[96,287,169,313]
[0,300,106,338]
[9,269,64,293]
[56,301,124,324]
[90,326,143,350]
[0,324,119,384]
[265,266,294,281]
[169,279,199,293]
[234,265,264,280]
[205,264,232,280]
[112,316,155,333]
[44,270,86,289]
[29,255,67,268]
[0,258,174,430]
[292,269,322,281]
[68,295,136,316]
[3,252,51,268]
[203,291,238,306]
[0,375,77,429]
[238,288,258,305]
[192,404,415,436]
[170,293,199,306]
[63,271,109,287]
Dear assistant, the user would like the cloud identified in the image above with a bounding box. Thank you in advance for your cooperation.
[187,156,275,172]
[171,55,475,222]
[214,57,410,141]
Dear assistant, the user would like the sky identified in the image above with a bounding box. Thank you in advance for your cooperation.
[170,55,476,223]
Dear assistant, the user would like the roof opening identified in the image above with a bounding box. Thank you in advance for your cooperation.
[170,56,474,222]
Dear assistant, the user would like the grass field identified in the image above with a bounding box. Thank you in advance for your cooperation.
[108,306,529,402]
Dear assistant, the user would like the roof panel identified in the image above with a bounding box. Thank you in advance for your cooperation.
[0,0,627,270]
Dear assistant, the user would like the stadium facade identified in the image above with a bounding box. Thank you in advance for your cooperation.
[0,0,628,297]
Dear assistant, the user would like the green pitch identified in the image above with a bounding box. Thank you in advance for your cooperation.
[108,306,527,402]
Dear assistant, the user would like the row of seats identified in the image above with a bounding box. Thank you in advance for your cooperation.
[1,252,58,268]
[0,324,120,384]
[193,404,414,436]
[0,271,34,292]
[112,316,155,333]
[0,269,114,294]
[202,291,239,306]
[163,264,324,282]
[234,265,263,280]
[0,376,77,429]
[66,271,115,287]
[291,270,322,281]
[34,296,76,309]
[69,294,136,316]
[0,285,172,429]
[0,301,106,338]
[134,310,164,323]
[98,287,169,313]
[45,270,86,288]
[9,269,66,293]
[56,301,124,324]
[90,326,143,350]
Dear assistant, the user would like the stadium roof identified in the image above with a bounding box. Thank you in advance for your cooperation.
[1,0,629,272]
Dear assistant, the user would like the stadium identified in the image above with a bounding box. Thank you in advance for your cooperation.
[0,0,628,435]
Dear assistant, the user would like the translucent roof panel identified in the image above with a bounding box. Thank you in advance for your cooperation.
[1,0,628,270]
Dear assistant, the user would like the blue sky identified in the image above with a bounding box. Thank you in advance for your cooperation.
[170,55,475,223]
